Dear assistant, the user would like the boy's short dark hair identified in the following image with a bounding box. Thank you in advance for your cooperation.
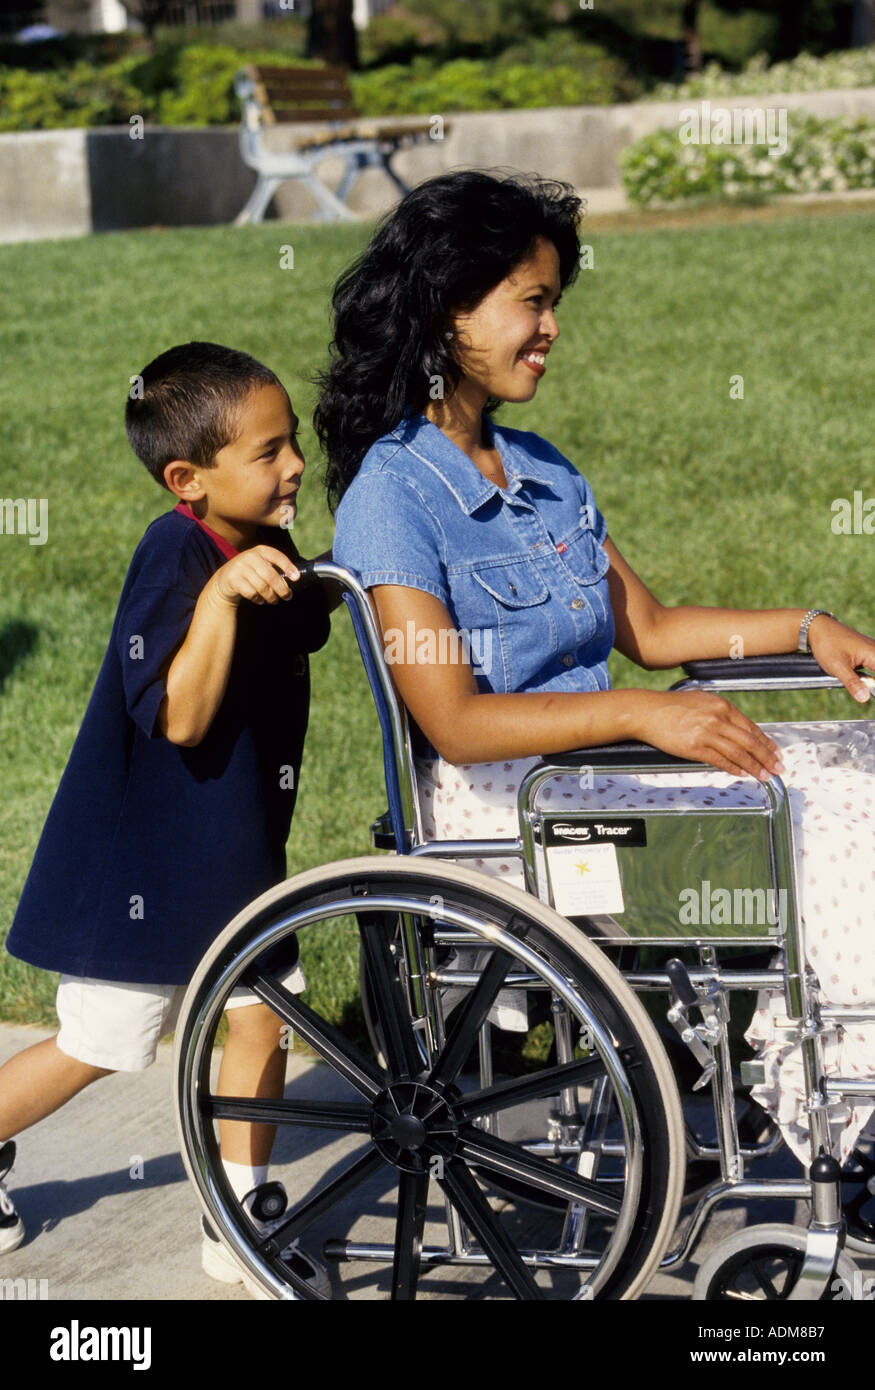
[126,341,283,489]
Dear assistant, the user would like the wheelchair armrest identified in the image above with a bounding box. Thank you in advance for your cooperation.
[538,742,702,771]
[680,653,828,682]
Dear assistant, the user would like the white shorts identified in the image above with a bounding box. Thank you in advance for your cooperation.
[55,962,306,1072]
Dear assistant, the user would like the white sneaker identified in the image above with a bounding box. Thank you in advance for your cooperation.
[201,1181,330,1298]
[0,1142,25,1254]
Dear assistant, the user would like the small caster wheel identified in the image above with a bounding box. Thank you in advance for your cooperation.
[693,1224,863,1301]
[841,1138,875,1255]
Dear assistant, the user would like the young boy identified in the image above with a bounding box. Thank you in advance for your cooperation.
[0,341,336,1296]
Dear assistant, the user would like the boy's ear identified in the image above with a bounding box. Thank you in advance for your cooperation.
[163,460,206,501]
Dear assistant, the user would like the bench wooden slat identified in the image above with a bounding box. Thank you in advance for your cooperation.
[254,64,349,84]
[270,107,360,125]
[355,122,439,140]
[269,86,356,103]
[260,79,352,99]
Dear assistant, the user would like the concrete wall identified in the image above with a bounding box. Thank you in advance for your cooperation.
[2,85,874,243]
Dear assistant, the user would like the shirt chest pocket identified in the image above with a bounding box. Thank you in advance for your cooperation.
[461,561,554,693]
[556,524,610,588]
[471,563,550,610]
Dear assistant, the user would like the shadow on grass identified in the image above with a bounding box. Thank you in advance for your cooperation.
[0,621,39,697]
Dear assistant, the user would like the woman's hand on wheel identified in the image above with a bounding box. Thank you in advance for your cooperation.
[807,616,875,704]
[632,690,785,781]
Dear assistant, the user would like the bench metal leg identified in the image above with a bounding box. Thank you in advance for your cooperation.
[336,151,369,204]
[301,171,359,223]
[335,147,411,204]
[235,169,357,226]
[379,151,411,197]
[234,175,282,226]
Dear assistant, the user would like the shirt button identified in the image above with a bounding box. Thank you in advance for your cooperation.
[570,598,584,610]
[561,654,574,668]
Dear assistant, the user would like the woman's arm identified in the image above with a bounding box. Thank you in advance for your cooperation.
[605,536,806,666]
[604,536,875,703]
[370,584,784,781]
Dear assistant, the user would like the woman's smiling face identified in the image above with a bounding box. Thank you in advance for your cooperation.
[448,235,563,406]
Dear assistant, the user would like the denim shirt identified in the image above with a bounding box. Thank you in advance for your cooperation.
[332,411,615,696]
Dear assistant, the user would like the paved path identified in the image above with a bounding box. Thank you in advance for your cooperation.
[1,1022,871,1302]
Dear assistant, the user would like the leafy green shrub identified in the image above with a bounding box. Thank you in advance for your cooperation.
[6,31,869,133]
[154,43,252,125]
[651,45,875,102]
[147,44,321,127]
[621,112,875,206]
[351,53,622,115]
[0,58,150,131]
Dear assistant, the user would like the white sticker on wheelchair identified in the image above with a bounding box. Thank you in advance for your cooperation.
[546,843,625,916]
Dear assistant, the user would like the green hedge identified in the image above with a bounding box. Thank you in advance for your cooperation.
[621,112,875,206]
[650,45,875,102]
[350,52,623,116]
[0,41,628,129]
[1,37,873,132]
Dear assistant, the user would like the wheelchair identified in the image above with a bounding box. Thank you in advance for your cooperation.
[173,562,875,1300]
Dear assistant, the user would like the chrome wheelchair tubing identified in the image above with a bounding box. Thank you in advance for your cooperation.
[824,1078,875,1098]
[671,673,875,695]
[630,969,782,991]
[411,838,522,860]
[308,561,421,848]
[661,1178,812,1267]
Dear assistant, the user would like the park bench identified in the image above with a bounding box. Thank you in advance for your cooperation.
[233,64,444,224]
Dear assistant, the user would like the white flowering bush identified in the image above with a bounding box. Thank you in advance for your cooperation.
[651,46,875,103]
[621,113,875,206]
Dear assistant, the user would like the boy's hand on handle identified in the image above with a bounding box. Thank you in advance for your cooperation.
[209,547,300,608]
[632,690,785,782]
[807,616,875,704]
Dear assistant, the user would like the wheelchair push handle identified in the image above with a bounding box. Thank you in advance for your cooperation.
[288,560,320,586]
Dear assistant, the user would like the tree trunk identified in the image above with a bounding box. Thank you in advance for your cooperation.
[853,0,875,45]
[681,0,703,75]
[306,0,359,70]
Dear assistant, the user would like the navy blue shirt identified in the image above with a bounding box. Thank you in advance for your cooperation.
[7,508,330,984]
[333,411,614,695]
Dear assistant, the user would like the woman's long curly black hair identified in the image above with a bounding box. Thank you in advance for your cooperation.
[315,169,584,511]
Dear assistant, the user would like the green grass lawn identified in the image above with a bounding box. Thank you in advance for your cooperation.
[2,205,874,1028]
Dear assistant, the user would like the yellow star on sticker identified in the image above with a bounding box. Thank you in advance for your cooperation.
[574,860,591,875]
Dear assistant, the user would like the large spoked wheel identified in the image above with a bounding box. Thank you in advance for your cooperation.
[693,1225,863,1301]
[174,857,685,1300]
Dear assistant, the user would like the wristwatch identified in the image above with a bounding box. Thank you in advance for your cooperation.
[797,609,834,653]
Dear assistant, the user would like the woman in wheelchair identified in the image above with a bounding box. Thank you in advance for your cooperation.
[319,168,875,1175]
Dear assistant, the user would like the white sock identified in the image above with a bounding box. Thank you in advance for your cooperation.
[222,1159,268,1202]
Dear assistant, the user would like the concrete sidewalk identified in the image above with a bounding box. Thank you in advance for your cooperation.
[2,1021,870,1302]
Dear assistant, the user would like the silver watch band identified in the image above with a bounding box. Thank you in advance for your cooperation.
[797,609,833,653]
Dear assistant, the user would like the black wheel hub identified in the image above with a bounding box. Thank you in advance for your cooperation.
[370,1081,459,1173]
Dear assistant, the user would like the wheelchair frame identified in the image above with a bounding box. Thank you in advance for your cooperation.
[173,561,875,1300]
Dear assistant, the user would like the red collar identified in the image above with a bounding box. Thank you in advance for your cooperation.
[173,502,239,561]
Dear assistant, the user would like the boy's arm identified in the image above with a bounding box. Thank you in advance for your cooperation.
[158,545,299,746]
